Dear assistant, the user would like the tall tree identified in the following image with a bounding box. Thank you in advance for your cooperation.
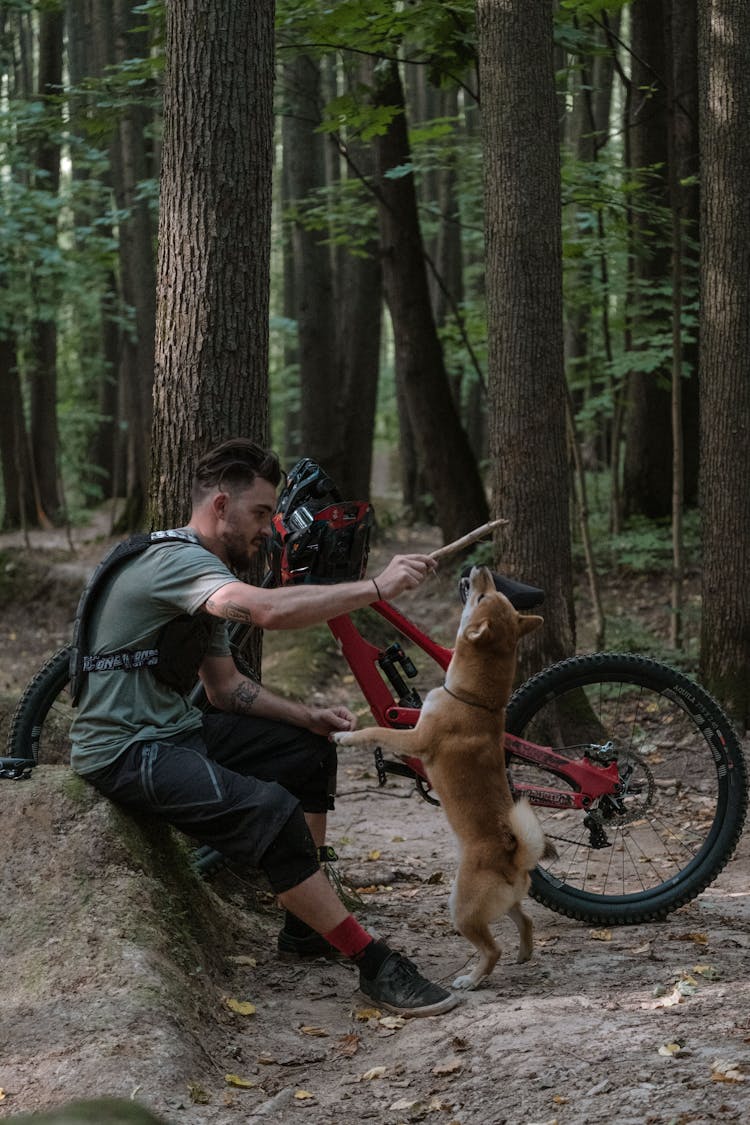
[698,0,750,726]
[621,0,674,519]
[282,53,339,469]
[668,0,700,509]
[109,0,157,529]
[151,0,276,529]
[477,0,574,678]
[0,328,37,530]
[330,57,383,500]
[29,1,64,523]
[373,60,488,542]
[66,0,122,503]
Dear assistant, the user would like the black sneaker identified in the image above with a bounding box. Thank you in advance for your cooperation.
[277,927,340,961]
[359,951,459,1017]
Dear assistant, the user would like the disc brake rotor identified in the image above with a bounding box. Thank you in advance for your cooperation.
[598,746,657,825]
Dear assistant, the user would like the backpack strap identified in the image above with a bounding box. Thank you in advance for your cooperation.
[68,529,204,706]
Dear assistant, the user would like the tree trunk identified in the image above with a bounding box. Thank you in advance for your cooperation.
[282,53,339,470]
[325,56,382,500]
[373,61,488,543]
[67,0,121,504]
[279,125,301,465]
[0,331,38,530]
[669,0,700,507]
[477,0,575,679]
[564,18,618,417]
[698,0,750,727]
[622,0,674,519]
[110,0,157,530]
[151,0,275,529]
[29,4,64,524]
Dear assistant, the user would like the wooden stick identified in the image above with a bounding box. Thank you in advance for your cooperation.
[429,518,509,561]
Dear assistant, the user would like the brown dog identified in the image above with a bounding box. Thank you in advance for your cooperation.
[332,565,546,990]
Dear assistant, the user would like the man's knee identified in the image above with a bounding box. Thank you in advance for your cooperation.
[259,804,319,894]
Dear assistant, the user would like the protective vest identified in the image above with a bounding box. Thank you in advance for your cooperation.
[68,530,213,706]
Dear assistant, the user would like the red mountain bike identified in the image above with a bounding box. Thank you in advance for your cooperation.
[5,573,747,927]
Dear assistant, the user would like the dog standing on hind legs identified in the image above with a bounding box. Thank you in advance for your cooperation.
[332,565,548,991]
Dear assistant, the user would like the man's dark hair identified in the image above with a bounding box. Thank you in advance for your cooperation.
[192,438,282,503]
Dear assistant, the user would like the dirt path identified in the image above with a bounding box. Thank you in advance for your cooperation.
[1,518,749,1124]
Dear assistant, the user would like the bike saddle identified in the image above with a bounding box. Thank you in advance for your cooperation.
[459,566,545,610]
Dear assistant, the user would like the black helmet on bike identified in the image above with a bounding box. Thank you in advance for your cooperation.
[267,458,374,585]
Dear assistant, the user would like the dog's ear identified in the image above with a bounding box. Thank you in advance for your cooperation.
[517,614,543,638]
[466,620,491,643]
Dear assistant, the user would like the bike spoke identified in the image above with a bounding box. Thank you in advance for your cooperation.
[508,669,728,904]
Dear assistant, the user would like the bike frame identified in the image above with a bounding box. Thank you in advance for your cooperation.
[326,598,622,811]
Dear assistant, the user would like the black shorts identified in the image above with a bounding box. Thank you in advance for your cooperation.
[85,712,337,872]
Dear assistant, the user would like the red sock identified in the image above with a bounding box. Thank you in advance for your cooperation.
[322,915,373,959]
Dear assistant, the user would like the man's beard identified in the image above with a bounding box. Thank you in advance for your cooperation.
[225,539,253,572]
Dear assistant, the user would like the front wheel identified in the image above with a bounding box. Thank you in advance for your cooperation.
[506,652,748,925]
[7,646,73,765]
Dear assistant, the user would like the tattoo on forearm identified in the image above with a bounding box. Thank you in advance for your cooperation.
[206,596,253,623]
[228,679,261,714]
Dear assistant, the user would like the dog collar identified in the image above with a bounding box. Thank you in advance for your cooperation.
[442,685,499,714]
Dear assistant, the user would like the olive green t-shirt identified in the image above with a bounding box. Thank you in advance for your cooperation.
[70,533,236,776]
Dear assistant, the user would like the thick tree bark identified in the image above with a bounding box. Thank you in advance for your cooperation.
[477,0,575,679]
[698,0,750,727]
[151,0,275,529]
[373,61,488,543]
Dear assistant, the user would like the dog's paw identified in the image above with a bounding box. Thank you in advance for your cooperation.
[330,731,352,746]
[452,973,480,991]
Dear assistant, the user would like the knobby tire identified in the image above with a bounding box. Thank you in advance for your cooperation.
[505,652,748,924]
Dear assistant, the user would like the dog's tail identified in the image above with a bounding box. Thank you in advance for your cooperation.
[509,798,548,871]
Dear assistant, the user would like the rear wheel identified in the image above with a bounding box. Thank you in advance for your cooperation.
[506,652,748,924]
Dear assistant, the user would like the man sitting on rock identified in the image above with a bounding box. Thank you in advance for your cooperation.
[70,438,457,1018]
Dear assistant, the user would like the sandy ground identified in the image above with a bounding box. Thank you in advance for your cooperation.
[0,515,748,1125]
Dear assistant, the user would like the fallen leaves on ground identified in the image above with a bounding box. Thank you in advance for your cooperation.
[299,1025,329,1037]
[188,1082,210,1104]
[225,997,256,1016]
[225,1074,259,1089]
[692,963,719,979]
[710,1059,745,1083]
[332,1033,360,1057]
[672,931,709,945]
[354,1007,382,1021]
[589,929,613,942]
[658,1041,687,1057]
[360,1065,387,1081]
[432,1057,463,1076]
[294,1090,315,1100]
